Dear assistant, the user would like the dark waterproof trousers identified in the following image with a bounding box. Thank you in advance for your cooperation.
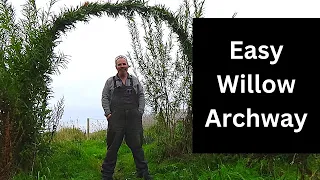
[101,83,149,178]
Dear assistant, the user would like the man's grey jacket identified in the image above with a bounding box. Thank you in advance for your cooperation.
[101,73,145,117]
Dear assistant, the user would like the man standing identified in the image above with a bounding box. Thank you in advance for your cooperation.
[101,55,152,180]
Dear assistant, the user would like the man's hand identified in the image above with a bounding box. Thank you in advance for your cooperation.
[106,114,111,120]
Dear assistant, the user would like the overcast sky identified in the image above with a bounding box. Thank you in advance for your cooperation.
[10,0,320,131]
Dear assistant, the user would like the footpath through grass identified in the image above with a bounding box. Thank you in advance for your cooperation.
[13,128,320,180]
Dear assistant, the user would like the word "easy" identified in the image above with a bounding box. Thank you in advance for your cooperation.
[231,41,284,65]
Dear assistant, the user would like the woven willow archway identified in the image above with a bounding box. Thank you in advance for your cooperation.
[0,1,193,178]
[46,0,194,133]
[46,0,192,66]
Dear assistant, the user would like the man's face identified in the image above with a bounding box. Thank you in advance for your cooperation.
[116,58,129,73]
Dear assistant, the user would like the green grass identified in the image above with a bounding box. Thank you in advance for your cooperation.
[12,128,320,180]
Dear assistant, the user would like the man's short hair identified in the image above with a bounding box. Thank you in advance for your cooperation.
[115,55,128,67]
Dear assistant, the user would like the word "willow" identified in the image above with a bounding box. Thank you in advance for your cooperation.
[217,74,295,93]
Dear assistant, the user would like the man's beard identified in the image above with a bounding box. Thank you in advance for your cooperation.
[118,68,127,77]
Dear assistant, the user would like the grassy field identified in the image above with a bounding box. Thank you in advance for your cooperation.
[12,127,320,180]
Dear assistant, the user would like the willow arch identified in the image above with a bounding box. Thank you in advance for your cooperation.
[45,0,195,147]
[46,0,192,66]
[46,0,194,126]
[43,0,194,117]
[0,1,193,178]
